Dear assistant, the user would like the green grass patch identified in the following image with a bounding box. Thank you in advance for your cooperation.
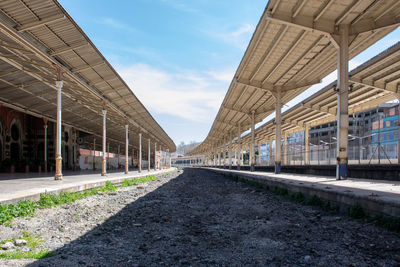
[100,181,116,193]
[120,175,158,188]
[0,249,53,259]
[21,231,44,249]
[0,174,162,226]
[347,203,366,219]
[290,192,305,203]
[373,216,400,233]
[273,186,288,196]
[0,232,50,259]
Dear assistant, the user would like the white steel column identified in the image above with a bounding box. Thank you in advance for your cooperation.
[228,133,232,170]
[305,124,310,165]
[168,148,171,168]
[43,118,48,173]
[148,139,151,172]
[237,124,241,170]
[398,96,400,164]
[107,142,110,170]
[250,111,255,172]
[154,142,157,170]
[269,139,273,166]
[125,125,129,174]
[117,144,120,168]
[93,138,96,171]
[213,149,216,166]
[55,72,63,180]
[138,133,142,173]
[336,25,349,180]
[275,90,282,174]
[159,145,162,169]
[283,133,288,165]
[102,109,107,176]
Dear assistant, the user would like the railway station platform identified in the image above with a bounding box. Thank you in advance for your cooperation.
[201,167,400,218]
[0,168,176,205]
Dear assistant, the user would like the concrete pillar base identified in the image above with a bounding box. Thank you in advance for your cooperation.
[275,162,281,174]
[55,154,62,180]
[250,164,255,172]
[336,162,347,180]
[101,158,106,176]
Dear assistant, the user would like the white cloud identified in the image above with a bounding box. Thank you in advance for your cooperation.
[95,17,137,33]
[203,23,255,49]
[117,64,232,122]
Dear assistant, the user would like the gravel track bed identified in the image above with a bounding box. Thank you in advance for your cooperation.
[1,168,399,266]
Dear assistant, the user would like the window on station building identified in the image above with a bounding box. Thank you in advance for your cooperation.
[10,143,19,161]
[11,124,19,141]
[372,121,379,130]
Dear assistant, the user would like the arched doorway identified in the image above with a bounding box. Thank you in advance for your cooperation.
[10,123,21,162]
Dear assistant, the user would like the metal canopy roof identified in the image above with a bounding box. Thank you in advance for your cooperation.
[0,0,175,152]
[237,41,400,148]
[191,0,399,155]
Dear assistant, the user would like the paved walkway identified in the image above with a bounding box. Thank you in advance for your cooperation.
[204,167,400,217]
[0,168,176,204]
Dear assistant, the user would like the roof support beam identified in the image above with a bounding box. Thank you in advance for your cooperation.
[236,77,321,97]
[222,104,250,117]
[314,0,334,22]
[265,11,335,35]
[281,79,322,93]
[282,119,304,129]
[16,15,66,32]
[49,41,90,56]
[265,11,342,48]
[350,77,399,94]
[71,61,105,73]
[235,78,277,97]
[301,103,336,116]
[351,16,400,35]
[88,76,118,86]
[216,120,237,128]
[335,0,360,26]
[0,40,32,54]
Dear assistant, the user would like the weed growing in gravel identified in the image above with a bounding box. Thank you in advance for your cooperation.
[273,187,289,196]
[347,204,400,233]
[373,216,400,233]
[290,192,305,203]
[100,181,117,192]
[0,174,161,225]
[0,232,51,259]
[121,175,158,187]
[0,249,53,259]
[224,174,400,234]
[0,201,36,225]
[21,231,44,248]
[347,203,366,219]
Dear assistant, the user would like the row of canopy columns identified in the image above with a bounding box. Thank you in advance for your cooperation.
[51,67,171,180]
[205,24,351,180]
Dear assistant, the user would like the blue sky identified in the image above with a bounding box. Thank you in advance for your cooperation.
[59,0,399,145]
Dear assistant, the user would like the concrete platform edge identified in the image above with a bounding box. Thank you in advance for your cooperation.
[1,168,177,205]
[203,167,400,219]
